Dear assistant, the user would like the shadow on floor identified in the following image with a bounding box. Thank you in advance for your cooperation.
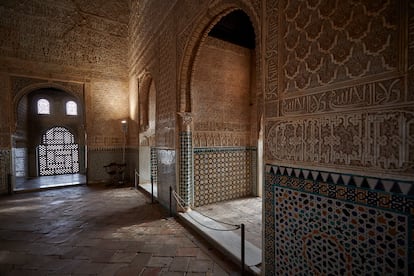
[14,174,87,193]
[137,184,262,275]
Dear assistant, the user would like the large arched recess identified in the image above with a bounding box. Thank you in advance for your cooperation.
[138,71,157,190]
[177,1,263,207]
[11,81,86,189]
[178,1,261,114]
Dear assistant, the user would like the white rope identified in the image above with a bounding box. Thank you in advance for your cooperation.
[172,190,240,232]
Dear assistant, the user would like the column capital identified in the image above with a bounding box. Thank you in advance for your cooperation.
[177,112,193,131]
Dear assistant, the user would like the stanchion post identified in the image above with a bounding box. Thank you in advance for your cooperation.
[151,176,154,204]
[241,223,245,275]
[169,186,172,217]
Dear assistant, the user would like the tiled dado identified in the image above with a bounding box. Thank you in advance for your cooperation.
[265,164,414,275]
[193,147,256,207]
[179,132,193,206]
[0,149,11,194]
[150,147,158,186]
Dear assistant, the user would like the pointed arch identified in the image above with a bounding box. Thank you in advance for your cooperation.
[139,71,154,132]
[177,1,261,114]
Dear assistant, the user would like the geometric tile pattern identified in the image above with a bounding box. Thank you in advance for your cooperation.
[267,165,414,203]
[150,147,158,187]
[193,147,253,207]
[265,164,414,275]
[273,187,409,275]
[14,148,27,177]
[179,131,193,206]
[250,148,257,195]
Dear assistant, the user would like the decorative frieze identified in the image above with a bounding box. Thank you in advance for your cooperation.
[193,131,249,148]
[53,81,84,99]
[408,0,414,72]
[281,77,405,116]
[11,76,44,96]
[11,76,84,99]
[264,0,278,101]
[266,109,414,176]
[408,1,414,102]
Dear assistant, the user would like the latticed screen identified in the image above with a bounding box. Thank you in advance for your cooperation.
[38,127,79,176]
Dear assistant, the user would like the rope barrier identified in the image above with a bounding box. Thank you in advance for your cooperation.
[171,189,246,273]
[172,190,240,232]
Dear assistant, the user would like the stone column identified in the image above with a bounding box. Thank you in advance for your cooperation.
[177,112,193,209]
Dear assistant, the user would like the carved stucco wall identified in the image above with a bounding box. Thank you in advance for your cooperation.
[265,0,413,180]
[264,0,414,274]
[0,0,130,186]
[128,0,262,208]
[129,0,178,208]
[0,0,128,79]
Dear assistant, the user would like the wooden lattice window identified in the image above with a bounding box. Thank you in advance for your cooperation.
[38,127,79,176]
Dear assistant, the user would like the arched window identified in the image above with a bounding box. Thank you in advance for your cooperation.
[66,101,77,115]
[37,99,50,114]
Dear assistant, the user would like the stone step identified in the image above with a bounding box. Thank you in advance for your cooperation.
[178,210,261,275]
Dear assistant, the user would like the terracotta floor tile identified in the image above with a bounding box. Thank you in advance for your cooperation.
[110,251,138,263]
[0,186,239,275]
[147,256,173,267]
[188,259,214,273]
[168,256,191,272]
[175,247,200,257]
[141,267,163,276]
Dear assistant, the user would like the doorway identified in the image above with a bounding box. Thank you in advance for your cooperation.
[191,9,259,206]
[13,87,86,192]
[180,8,263,255]
[138,74,157,196]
